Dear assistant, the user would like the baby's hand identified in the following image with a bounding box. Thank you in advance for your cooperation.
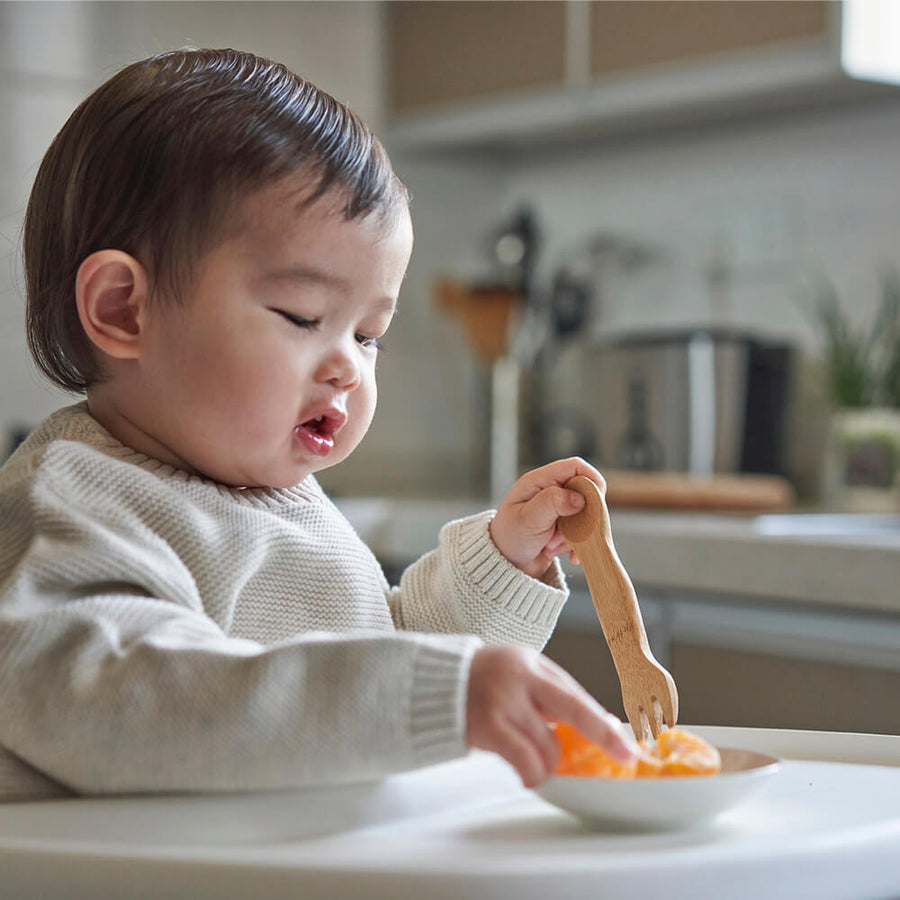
[489,457,605,579]
[465,645,636,787]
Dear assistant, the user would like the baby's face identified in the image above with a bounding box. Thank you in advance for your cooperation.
[132,179,413,487]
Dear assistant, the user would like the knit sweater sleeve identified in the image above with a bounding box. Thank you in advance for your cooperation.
[387,511,569,648]
[0,595,479,796]
[0,444,480,798]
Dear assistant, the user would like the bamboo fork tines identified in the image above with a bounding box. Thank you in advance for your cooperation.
[558,475,679,742]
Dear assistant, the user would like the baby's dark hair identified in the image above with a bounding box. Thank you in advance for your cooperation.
[24,47,408,393]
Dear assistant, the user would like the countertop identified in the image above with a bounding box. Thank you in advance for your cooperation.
[2,727,899,899]
[335,498,900,616]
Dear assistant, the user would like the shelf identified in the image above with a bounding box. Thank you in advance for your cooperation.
[385,40,898,156]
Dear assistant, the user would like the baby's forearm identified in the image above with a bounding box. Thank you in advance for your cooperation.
[386,511,568,649]
[0,598,478,797]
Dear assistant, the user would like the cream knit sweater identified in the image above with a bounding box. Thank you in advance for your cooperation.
[0,404,567,801]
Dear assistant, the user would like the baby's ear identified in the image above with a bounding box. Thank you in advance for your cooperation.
[75,250,149,359]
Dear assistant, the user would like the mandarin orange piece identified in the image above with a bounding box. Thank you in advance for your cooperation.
[635,748,665,777]
[653,728,721,776]
[553,722,638,778]
[553,723,720,779]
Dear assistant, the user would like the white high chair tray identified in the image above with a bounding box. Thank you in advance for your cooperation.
[0,726,898,900]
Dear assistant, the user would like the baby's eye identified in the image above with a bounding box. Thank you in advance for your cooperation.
[356,333,385,351]
[276,310,319,330]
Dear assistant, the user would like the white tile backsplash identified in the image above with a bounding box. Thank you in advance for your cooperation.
[495,99,900,349]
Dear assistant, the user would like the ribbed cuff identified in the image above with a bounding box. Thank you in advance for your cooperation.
[408,634,481,768]
[446,512,568,630]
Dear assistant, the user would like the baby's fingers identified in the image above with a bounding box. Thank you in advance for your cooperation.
[491,718,552,788]
[542,528,574,558]
[532,674,637,764]
[520,486,585,534]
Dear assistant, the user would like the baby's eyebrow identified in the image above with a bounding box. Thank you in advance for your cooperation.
[264,265,348,291]
[263,266,397,314]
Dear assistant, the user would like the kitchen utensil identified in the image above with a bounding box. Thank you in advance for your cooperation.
[536,744,780,830]
[558,475,678,740]
[549,267,591,337]
[435,279,518,364]
[586,330,794,477]
[618,375,664,471]
[489,206,539,300]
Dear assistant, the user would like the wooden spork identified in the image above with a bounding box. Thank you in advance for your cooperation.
[558,475,679,742]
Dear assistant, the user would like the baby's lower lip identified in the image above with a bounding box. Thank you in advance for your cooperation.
[294,424,335,457]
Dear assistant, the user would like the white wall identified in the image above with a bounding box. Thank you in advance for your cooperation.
[499,100,900,349]
[0,0,383,454]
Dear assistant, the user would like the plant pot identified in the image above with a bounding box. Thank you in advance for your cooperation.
[822,407,900,511]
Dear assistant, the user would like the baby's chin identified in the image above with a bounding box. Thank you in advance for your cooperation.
[194,440,353,489]
[231,457,339,490]
[182,459,309,490]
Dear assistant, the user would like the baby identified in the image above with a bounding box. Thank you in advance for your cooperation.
[0,48,634,801]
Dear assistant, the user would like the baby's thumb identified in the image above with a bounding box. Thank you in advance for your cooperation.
[527,485,584,530]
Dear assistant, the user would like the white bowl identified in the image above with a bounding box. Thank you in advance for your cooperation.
[535,747,781,830]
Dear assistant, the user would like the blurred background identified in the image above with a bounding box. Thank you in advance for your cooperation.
[2,0,900,506]
[3,1,900,733]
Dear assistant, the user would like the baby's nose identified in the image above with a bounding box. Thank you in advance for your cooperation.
[317,340,360,389]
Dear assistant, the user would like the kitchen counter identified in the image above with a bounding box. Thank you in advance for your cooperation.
[578,509,900,615]
[2,727,899,899]
[335,498,900,616]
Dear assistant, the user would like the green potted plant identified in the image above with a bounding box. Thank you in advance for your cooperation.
[812,272,900,510]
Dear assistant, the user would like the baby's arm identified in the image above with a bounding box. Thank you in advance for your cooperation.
[388,458,630,786]
[387,458,604,648]
[0,589,479,796]
[0,488,478,797]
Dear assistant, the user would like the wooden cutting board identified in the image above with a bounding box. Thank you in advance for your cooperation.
[602,470,794,512]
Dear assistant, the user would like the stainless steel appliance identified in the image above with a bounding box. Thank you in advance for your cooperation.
[587,330,794,476]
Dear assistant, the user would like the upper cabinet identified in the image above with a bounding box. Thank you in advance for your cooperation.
[385,1,894,153]
[388,1,568,113]
[588,1,828,76]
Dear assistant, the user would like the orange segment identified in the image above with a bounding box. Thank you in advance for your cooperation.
[553,724,720,778]
[652,728,722,776]
[553,722,638,778]
[635,750,664,777]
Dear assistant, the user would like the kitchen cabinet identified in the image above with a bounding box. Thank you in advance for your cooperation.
[547,624,900,734]
[384,1,892,153]
[670,640,900,734]
[387,1,568,113]
[544,623,627,719]
[387,1,829,115]
[546,588,900,735]
[588,1,829,78]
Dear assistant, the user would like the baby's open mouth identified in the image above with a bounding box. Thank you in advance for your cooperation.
[304,415,332,436]
[294,411,346,456]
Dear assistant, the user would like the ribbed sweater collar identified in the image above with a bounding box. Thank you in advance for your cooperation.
[36,402,326,509]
